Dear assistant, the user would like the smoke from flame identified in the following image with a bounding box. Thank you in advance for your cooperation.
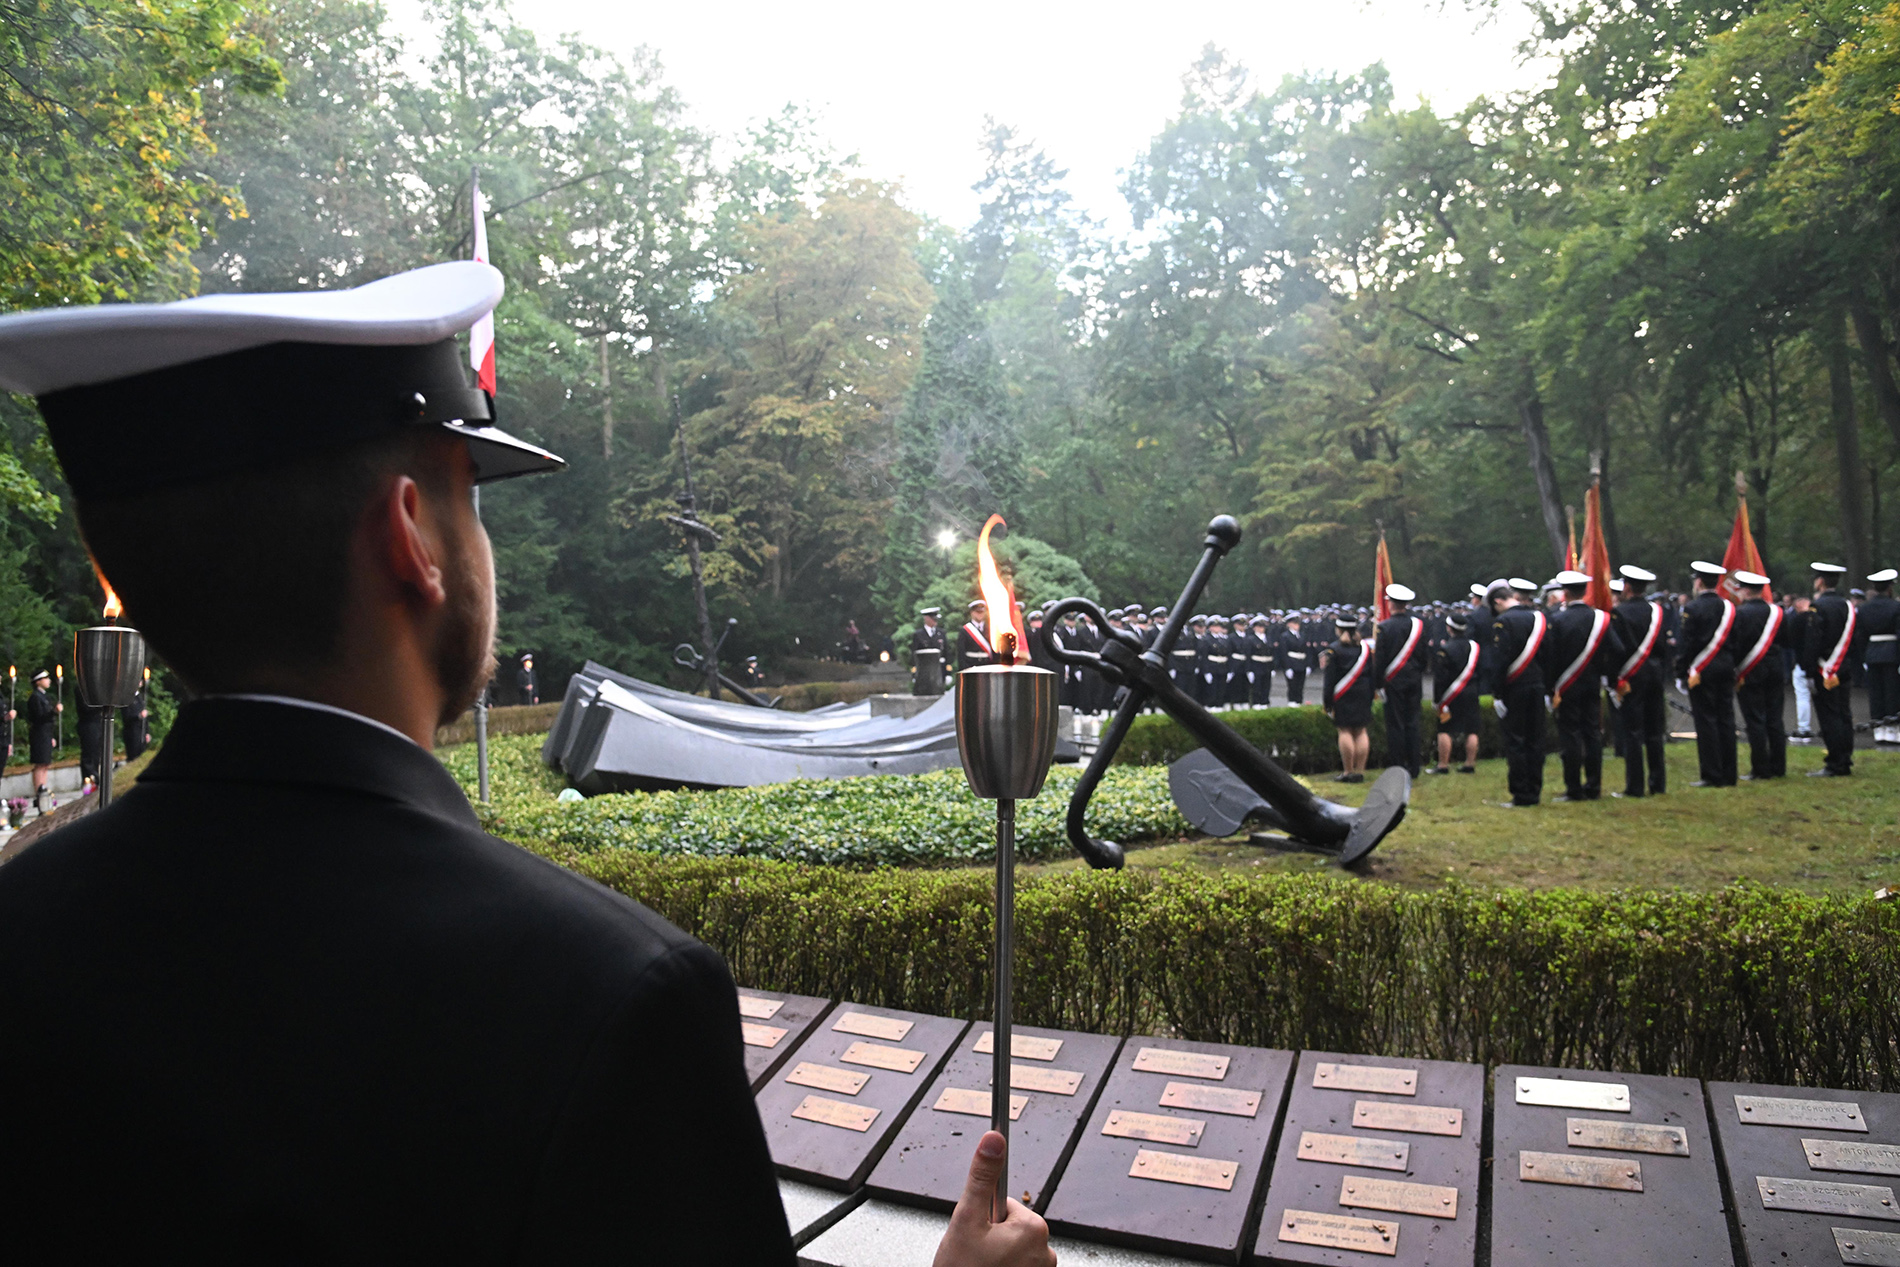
[975,514,1028,666]
[91,559,122,622]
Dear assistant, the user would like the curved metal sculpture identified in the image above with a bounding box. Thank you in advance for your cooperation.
[1040,515,1409,869]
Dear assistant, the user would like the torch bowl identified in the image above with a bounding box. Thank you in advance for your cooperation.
[955,665,1060,800]
[74,625,147,709]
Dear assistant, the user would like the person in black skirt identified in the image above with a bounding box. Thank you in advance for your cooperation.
[1432,612,1483,774]
[1321,615,1375,782]
[25,669,59,811]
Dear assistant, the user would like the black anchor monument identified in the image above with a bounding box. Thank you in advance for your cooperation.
[1040,515,1410,868]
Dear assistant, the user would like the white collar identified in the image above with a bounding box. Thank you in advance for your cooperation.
[206,693,421,749]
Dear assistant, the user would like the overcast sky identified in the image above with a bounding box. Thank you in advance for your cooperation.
[393,0,1551,234]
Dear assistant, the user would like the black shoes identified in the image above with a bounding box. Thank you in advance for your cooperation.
[1807,768,1850,778]
[1457,765,1476,774]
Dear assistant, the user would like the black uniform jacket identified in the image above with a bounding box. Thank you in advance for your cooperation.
[1731,598,1790,684]
[1432,635,1482,706]
[1540,602,1627,701]
[1486,605,1549,695]
[1275,628,1310,675]
[0,698,793,1264]
[1675,591,1738,680]
[1373,613,1427,690]
[1860,595,1900,665]
[1804,592,1856,678]
[1611,597,1667,688]
[1321,641,1374,713]
[957,621,995,672]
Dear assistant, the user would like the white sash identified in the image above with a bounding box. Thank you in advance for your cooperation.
[1616,601,1662,690]
[1383,616,1423,681]
[1823,600,1858,679]
[1442,640,1479,704]
[1688,599,1735,676]
[963,622,993,655]
[1506,610,1547,684]
[1736,603,1784,683]
[1334,644,1372,697]
[1552,608,1609,701]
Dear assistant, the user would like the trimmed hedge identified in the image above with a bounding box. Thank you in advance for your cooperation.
[1115,700,1508,772]
[563,851,1900,1089]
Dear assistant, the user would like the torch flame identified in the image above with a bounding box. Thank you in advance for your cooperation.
[975,514,1028,666]
[92,559,122,622]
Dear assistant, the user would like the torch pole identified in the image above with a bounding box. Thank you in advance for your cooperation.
[98,712,114,807]
[473,485,490,801]
[55,665,62,749]
[991,795,1015,1219]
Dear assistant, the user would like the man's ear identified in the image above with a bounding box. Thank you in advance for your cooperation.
[379,475,447,608]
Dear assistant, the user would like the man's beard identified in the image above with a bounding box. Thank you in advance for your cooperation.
[434,534,496,728]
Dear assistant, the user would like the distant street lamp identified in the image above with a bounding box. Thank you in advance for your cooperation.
[936,529,957,551]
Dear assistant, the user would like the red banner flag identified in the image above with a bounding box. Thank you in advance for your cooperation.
[469,170,496,394]
[1721,488,1770,601]
[1581,482,1614,611]
[1374,531,1394,622]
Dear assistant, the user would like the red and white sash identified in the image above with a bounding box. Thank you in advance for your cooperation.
[963,622,993,655]
[1615,601,1662,691]
[1383,616,1423,681]
[1735,603,1784,683]
[1442,641,1479,704]
[1688,599,1735,677]
[1334,644,1372,697]
[1552,608,1610,701]
[1505,610,1547,684]
[1822,600,1858,680]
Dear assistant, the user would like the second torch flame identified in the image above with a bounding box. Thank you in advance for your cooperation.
[975,514,1028,665]
[92,559,123,623]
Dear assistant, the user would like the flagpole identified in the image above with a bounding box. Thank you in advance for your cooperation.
[470,165,490,802]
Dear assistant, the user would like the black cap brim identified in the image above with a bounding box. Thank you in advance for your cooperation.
[451,422,566,483]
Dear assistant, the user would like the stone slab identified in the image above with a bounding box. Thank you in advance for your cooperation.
[739,989,836,1091]
[1044,1036,1296,1263]
[1489,1064,1731,1266]
[866,1023,1123,1212]
[1710,1080,1900,1266]
[756,1003,968,1190]
[800,1198,1216,1267]
[780,1179,866,1248]
[1253,1050,1483,1266]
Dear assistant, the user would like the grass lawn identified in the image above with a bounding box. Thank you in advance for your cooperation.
[1024,740,1900,894]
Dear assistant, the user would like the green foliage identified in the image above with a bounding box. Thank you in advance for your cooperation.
[1113,701,1506,772]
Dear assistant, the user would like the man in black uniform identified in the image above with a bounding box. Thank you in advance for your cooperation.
[1466,583,1497,686]
[957,598,997,674]
[1201,615,1232,710]
[1611,565,1669,797]
[1277,613,1310,704]
[1247,615,1274,706]
[0,266,1046,1265]
[26,668,59,811]
[1728,570,1788,779]
[1177,614,1206,702]
[1676,560,1739,788]
[1804,561,1858,776]
[1861,569,1900,731]
[1373,583,1427,778]
[1140,606,1164,651]
[1541,570,1626,802]
[911,606,947,695]
[515,652,538,705]
[1432,612,1482,774]
[1486,578,1549,807]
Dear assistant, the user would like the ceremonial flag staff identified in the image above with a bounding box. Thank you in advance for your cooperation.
[54,663,62,750]
[1373,526,1394,623]
[7,665,14,763]
[470,166,496,802]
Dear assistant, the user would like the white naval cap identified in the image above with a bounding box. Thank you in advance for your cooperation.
[1812,561,1848,574]
[1384,583,1415,602]
[1554,569,1591,586]
[1868,568,1898,584]
[1618,564,1657,582]
[1609,578,1625,592]
[1469,582,1488,598]
[1690,560,1728,577]
[1732,570,1770,587]
[1508,577,1538,593]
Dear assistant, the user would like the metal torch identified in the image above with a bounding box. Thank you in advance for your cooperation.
[73,620,147,806]
[954,657,1059,1218]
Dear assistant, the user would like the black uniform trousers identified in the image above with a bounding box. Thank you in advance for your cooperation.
[1815,677,1856,774]
[1554,691,1604,800]
[1619,678,1667,796]
[1500,681,1546,805]
[1736,673,1786,778]
[1382,681,1423,778]
[1286,669,1307,705]
[1869,663,1900,722]
[1688,671,1738,786]
[1251,661,1273,707]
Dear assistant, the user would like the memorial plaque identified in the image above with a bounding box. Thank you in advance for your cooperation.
[1315,1062,1419,1096]
[1296,1131,1411,1171]
[757,1003,966,1190]
[1514,1076,1630,1112]
[1339,1176,1459,1219]
[1257,1050,1482,1266]
[1519,1150,1643,1191]
[864,1024,1120,1213]
[1103,1110,1205,1147]
[737,989,835,1090]
[1567,1117,1690,1156]
[1712,1081,1900,1267]
[1131,1046,1230,1080]
[1491,1065,1729,1267]
[841,1041,926,1074]
[794,1095,881,1133]
[1807,1140,1900,1177]
[1045,1037,1293,1260]
[1837,1227,1900,1266]
[974,1031,1063,1062]
[1736,1094,1868,1132]
[1278,1210,1400,1256]
[932,1087,1026,1120]
[834,1011,914,1042]
[1160,1081,1260,1117]
[1130,1147,1237,1190]
[787,1062,871,1096]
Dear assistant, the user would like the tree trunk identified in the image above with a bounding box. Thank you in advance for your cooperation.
[1851,301,1900,453]
[1825,312,1871,581]
[1518,390,1568,569]
[600,335,614,460]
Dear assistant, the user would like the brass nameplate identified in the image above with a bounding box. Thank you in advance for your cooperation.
[839,1041,926,1073]
[1737,1095,1868,1132]
[1757,1176,1900,1220]
[1132,1046,1229,1080]
[1297,1131,1410,1171]
[1355,1100,1465,1136]
[792,1094,880,1132]
[1128,1148,1236,1190]
[1103,1110,1205,1146]
[933,1087,1026,1120]
[1836,1227,1900,1265]
[1515,1077,1630,1112]
[737,994,784,1020]
[1277,1209,1399,1256]
[785,1062,868,1095]
[741,1022,788,1049]
[1160,1081,1260,1117]
[1520,1150,1643,1190]
[833,1011,914,1042]
[1567,1117,1689,1156]
[1807,1140,1900,1176]
[1315,1062,1419,1096]
[1009,1064,1082,1096]
[1341,1175,1460,1219]
[975,1031,1063,1061]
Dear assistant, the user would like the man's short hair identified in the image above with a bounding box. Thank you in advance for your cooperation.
[76,429,453,693]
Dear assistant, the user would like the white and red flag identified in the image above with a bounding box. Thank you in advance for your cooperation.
[469,171,496,393]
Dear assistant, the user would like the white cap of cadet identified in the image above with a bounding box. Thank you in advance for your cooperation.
[1732,570,1770,588]
[1618,564,1657,582]
[1554,569,1591,586]
[1384,583,1415,602]
[1690,560,1728,578]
